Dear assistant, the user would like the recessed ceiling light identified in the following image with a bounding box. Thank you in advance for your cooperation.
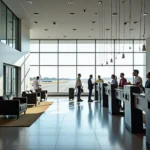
[34,12,40,16]
[130,29,134,31]
[95,13,98,15]
[27,0,32,4]
[112,13,118,16]
[45,29,48,31]
[83,9,86,12]
[70,13,75,16]
[92,21,96,24]
[124,22,127,25]
[73,29,77,31]
[68,1,73,4]
[91,29,94,30]
[143,13,148,16]
[89,36,92,37]
[98,1,102,4]
[33,21,38,24]
[105,29,110,31]
[64,36,67,38]
[133,21,138,24]
[121,0,126,3]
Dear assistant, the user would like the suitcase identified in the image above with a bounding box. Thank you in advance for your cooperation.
[69,88,74,100]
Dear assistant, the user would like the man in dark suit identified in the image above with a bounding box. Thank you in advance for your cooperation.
[88,75,94,102]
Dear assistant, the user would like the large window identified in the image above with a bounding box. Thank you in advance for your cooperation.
[0,0,20,50]
[0,2,6,44]
[59,67,76,92]
[40,66,57,92]
[30,40,146,94]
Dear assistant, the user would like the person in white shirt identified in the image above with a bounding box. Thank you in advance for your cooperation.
[75,73,83,102]
[32,76,41,91]
[133,69,143,87]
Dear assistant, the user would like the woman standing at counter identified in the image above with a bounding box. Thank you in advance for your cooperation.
[119,73,127,87]
[145,72,150,88]
[111,74,118,85]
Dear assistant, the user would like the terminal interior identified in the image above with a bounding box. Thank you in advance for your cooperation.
[0,0,150,149]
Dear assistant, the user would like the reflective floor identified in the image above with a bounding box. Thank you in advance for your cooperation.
[0,97,148,150]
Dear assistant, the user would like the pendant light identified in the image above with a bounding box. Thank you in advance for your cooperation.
[122,1,126,59]
[110,0,113,63]
[139,0,143,51]
[129,0,132,50]
[115,0,118,60]
[142,44,146,51]
[142,0,146,51]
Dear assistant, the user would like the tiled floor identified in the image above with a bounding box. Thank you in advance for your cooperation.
[0,97,148,150]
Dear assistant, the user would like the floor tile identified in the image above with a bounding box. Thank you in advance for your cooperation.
[55,146,101,150]
[12,136,58,146]
[56,135,99,146]
[7,146,55,150]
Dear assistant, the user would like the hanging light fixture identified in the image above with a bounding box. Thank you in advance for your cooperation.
[122,0,126,59]
[122,53,125,58]
[110,58,113,63]
[142,44,146,51]
[110,0,113,63]
[139,0,143,51]
[115,0,118,60]
[142,0,146,51]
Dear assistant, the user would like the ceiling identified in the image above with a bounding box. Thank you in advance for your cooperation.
[3,0,150,39]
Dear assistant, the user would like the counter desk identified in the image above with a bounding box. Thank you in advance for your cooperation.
[133,89,150,150]
[105,84,122,115]
[99,83,108,107]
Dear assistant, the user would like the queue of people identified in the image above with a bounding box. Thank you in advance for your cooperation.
[32,69,149,104]
[75,69,150,103]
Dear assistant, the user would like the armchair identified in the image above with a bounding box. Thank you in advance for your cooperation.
[0,96,27,119]
[22,91,40,106]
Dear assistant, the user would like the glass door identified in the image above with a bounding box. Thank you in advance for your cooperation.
[4,65,17,96]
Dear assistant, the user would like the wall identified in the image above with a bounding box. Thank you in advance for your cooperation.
[0,23,30,96]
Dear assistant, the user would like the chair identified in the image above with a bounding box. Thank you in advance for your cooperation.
[22,91,40,106]
[31,90,48,101]
[0,96,27,119]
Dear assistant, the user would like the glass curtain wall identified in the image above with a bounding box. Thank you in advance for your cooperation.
[0,0,19,50]
[30,40,146,94]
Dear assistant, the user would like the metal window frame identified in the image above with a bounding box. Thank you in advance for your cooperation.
[30,39,146,94]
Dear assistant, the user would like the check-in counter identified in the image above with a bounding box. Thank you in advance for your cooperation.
[115,88,125,102]
[94,83,98,101]
[99,83,108,107]
[133,88,150,150]
[123,85,141,133]
[105,84,120,115]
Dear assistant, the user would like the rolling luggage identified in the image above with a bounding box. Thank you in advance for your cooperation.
[69,88,74,100]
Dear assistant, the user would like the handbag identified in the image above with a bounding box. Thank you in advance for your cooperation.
[81,88,84,93]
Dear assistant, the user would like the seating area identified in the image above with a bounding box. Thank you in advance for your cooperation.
[0,90,48,119]
[0,96,27,119]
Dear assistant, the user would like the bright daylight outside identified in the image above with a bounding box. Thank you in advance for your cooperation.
[30,40,146,93]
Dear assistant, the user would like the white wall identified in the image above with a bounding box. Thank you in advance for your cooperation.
[0,23,30,96]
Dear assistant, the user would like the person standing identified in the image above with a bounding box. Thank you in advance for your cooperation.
[119,73,127,87]
[32,76,41,91]
[133,70,143,86]
[111,74,118,85]
[119,73,127,110]
[88,75,94,102]
[145,72,150,88]
[132,69,143,92]
[75,73,83,102]
[96,75,104,83]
